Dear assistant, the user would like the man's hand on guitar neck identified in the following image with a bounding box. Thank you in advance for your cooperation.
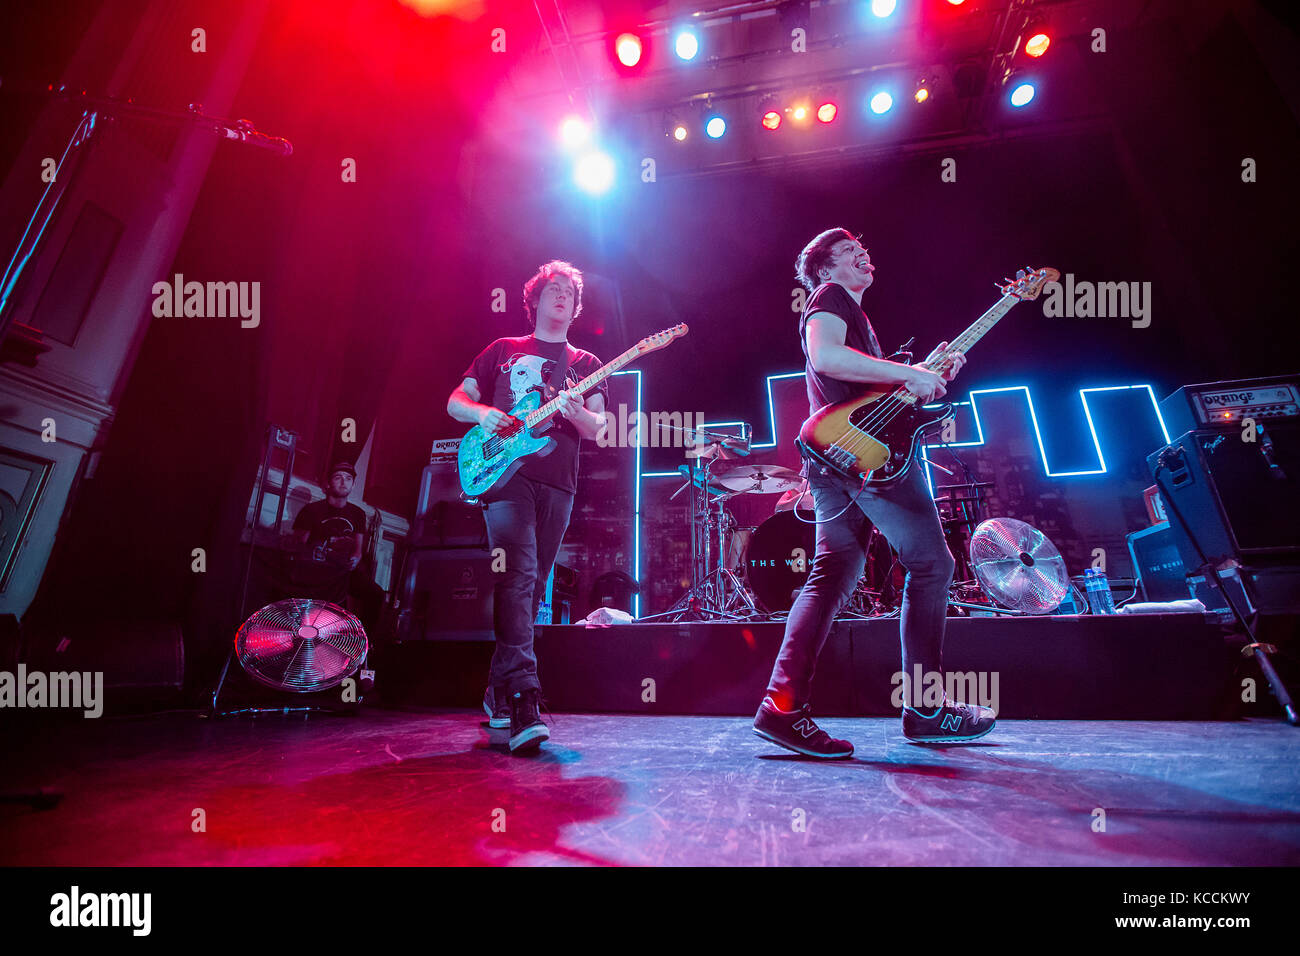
[922,341,967,382]
[902,341,967,402]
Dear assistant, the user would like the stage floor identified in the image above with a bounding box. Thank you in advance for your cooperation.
[2,710,1298,866]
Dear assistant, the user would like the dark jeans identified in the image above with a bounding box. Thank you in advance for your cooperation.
[482,473,574,695]
[766,462,955,711]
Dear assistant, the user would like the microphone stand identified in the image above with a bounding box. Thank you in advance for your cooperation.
[0,83,292,343]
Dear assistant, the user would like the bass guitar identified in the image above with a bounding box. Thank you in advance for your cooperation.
[458,324,689,497]
[796,267,1058,487]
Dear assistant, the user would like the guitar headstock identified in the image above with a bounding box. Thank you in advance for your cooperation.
[997,267,1060,301]
[636,323,689,354]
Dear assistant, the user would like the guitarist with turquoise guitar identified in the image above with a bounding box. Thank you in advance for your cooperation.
[446,260,608,755]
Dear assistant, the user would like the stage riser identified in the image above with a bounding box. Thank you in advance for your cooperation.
[375,614,1254,719]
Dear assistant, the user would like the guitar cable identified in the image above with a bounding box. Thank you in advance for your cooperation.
[792,470,870,525]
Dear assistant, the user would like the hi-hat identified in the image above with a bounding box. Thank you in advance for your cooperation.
[712,463,803,494]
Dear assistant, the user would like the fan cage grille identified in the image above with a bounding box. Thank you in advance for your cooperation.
[235,599,368,693]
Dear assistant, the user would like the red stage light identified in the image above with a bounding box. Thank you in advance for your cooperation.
[816,102,837,123]
[761,110,782,131]
[615,33,643,67]
[1025,32,1050,57]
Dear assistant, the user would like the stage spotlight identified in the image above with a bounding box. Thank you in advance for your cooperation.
[871,0,897,17]
[791,104,809,122]
[947,0,966,5]
[559,115,589,148]
[675,29,699,61]
[869,90,894,114]
[615,33,643,68]
[1010,81,1036,107]
[816,101,837,123]
[1025,32,1050,57]
[705,115,727,138]
[672,123,688,141]
[574,151,615,194]
[761,110,782,131]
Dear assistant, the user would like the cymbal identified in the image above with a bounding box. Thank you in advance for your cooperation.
[685,439,749,460]
[712,463,803,494]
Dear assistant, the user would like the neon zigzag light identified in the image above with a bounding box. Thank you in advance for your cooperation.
[634,377,1172,616]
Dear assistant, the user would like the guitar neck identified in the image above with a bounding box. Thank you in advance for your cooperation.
[524,343,640,427]
[921,292,1021,375]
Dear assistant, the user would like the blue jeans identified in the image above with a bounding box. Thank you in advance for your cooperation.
[766,462,955,710]
[481,473,574,695]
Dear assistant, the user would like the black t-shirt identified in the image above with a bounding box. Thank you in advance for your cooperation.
[799,282,885,413]
[462,335,607,495]
[293,499,367,558]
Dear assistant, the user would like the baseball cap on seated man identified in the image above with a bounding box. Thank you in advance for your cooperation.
[328,461,357,480]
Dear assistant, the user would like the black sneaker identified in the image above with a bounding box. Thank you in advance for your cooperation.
[752,696,854,759]
[508,688,550,754]
[902,697,996,743]
[482,686,510,729]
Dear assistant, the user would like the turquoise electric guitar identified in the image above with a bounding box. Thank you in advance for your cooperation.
[457,324,689,498]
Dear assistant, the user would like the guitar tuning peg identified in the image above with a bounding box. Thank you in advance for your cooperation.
[1015,269,1026,279]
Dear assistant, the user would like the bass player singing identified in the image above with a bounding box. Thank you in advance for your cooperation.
[752,228,997,757]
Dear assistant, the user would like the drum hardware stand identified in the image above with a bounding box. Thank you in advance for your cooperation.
[640,424,761,622]
[926,447,1018,615]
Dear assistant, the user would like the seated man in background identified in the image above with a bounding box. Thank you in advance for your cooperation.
[288,461,367,605]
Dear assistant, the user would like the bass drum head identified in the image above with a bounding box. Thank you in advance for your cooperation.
[744,511,816,613]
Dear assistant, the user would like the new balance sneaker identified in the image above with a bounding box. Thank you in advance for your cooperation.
[508,688,550,754]
[902,697,996,743]
[482,686,510,729]
[752,696,854,759]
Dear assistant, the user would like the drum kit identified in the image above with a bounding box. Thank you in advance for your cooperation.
[640,422,911,623]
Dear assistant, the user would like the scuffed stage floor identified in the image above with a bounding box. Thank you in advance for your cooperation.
[2,710,1298,866]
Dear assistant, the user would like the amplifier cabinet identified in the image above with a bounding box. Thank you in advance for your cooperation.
[1147,425,1300,565]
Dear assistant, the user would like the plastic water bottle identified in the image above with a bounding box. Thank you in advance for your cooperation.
[1084,569,1117,614]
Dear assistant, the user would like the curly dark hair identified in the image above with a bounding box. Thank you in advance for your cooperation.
[795,227,859,292]
[523,260,584,328]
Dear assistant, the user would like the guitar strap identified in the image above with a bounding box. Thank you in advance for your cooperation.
[543,343,575,401]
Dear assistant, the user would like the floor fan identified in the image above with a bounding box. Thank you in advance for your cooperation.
[968,518,1071,615]
[212,598,369,715]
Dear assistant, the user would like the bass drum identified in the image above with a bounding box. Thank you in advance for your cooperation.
[743,511,817,613]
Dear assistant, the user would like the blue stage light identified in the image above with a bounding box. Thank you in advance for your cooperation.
[1010,82,1036,107]
[871,0,898,17]
[705,115,726,138]
[574,151,615,194]
[869,90,894,114]
[675,30,699,61]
